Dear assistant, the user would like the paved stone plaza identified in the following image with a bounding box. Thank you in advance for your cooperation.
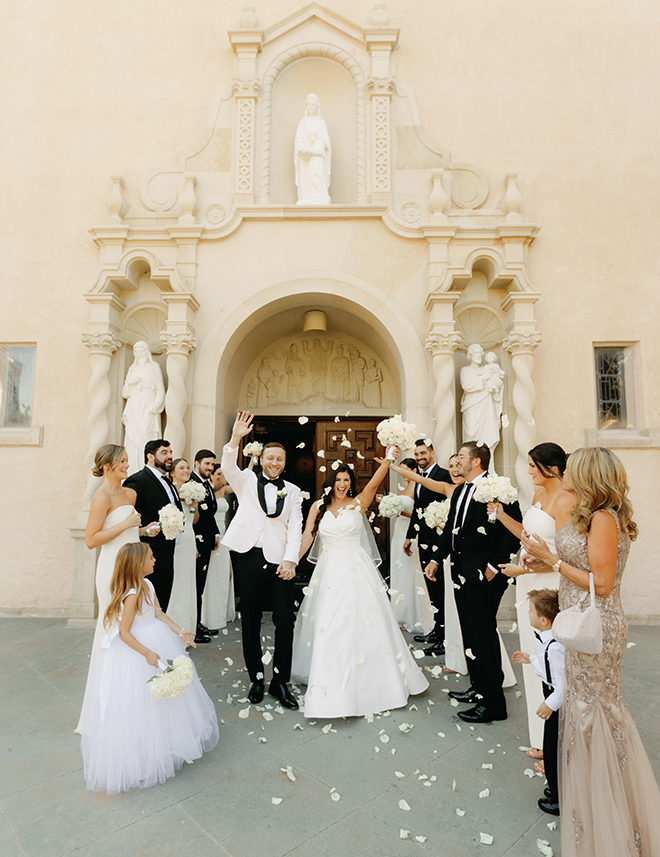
[1,618,658,857]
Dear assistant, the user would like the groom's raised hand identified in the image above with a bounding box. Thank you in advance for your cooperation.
[231,410,254,444]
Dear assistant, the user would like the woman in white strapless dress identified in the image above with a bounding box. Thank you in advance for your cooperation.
[76,444,156,732]
[167,459,199,640]
[492,443,573,756]
[292,456,429,718]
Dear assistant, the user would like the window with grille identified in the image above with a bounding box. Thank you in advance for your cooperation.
[594,345,635,431]
[0,345,35,428]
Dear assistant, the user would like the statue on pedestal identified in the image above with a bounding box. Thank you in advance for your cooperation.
[460,343,504,455]
[121,341,166,474]
[294,94,331,205]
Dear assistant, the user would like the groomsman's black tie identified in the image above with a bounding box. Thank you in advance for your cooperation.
[452,482,472,548]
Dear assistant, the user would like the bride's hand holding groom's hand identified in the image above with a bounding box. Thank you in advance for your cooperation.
[276,561,296,580]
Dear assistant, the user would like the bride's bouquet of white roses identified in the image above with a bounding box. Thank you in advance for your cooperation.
[178,480,206,505]
[147,655,194,699]
[473,475,519,521]
[423,499,451,532]
[376,414,417,451]
[378,493,404,518]
[243,441,263,458]
[158,503,186,539]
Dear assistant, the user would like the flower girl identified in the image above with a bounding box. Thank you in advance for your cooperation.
[81,543,219,793]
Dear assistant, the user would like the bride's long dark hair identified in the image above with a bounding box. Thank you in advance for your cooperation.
[311,463,358,538]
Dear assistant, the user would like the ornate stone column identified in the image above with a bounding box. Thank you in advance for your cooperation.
[365,24,399,205]
[425,329,461,465]
[160,331,196,458]
[502,329,542,509]
[228,26,263,205]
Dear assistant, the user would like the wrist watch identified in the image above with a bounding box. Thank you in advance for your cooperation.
[552,558,562,573]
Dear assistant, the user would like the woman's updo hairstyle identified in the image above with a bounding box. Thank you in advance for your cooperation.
[400,457,418,470]
[92,444,126,478]
[528,442,567,479]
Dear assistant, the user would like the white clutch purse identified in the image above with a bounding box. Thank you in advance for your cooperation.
[553,571,603,654]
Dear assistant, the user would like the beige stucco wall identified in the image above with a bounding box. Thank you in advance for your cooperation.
[1,0,658,618]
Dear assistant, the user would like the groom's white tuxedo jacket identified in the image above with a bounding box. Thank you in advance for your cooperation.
[220,444,303,565]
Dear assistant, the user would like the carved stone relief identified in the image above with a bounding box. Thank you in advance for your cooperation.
[239,333,392,414]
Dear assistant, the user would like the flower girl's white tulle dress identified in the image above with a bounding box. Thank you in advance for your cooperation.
[81,579,219,793]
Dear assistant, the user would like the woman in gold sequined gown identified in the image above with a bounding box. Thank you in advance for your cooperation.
[523,447,660,857]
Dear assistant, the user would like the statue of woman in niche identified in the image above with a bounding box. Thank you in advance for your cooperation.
[460,343,504,455]
[121,341,166,475]
[294,94,331,205]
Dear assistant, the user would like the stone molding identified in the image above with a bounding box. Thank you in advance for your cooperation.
[502,331,542,355]
[81,331,122,356]
[159,331,197,356]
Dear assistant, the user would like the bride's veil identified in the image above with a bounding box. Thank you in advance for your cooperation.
[308,505,382,567]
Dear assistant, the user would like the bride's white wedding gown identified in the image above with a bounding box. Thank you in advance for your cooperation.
[291,508,429,718]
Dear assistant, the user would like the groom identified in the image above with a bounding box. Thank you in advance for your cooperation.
[221,411,303,710]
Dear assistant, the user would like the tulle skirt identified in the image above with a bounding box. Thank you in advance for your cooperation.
[81,618,219,794]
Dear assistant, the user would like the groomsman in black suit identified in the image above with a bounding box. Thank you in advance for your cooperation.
[403,439,451,655]
[425,442,521,723]
[123,439,182,611]
[191,448,220,642]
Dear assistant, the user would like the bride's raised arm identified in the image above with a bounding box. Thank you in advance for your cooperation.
[299,502,320,560]
[355,449,397,511]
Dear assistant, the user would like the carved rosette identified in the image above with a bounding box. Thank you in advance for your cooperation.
[503,330,542,507]
[425,331,461,463]
[233,79,260,198]
[160,331,197,457]
[367,76,394,197]
[81,331,122,503]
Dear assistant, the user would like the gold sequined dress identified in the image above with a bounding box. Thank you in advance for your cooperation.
[557,511,660,856]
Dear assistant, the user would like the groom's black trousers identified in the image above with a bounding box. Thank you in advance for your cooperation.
[230,547,295,683]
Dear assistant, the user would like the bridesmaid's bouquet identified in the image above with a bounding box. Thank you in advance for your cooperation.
[423,499,451,532]
[158,504,186,539]
[378,493,404,518]
[178,481,206,505]
[243,441,263,458]
[376,415,417,451]
[473,476,519,521]
[147,656,194,698]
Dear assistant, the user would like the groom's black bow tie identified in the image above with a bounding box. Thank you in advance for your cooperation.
[258,473,284,489]
[257,472,285,518]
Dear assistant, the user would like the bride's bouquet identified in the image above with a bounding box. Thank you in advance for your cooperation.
[473,475,519,521]
[178,480,206,505]
[378,493,404,518]
[147,656,194,699]
[243,441,263,458]
[376,415,417,451]
[423,499,451,532]
[158,503,186,539]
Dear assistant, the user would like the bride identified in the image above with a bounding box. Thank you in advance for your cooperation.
[291,454,429,718]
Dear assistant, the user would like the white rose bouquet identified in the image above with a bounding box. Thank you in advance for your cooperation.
[178,480,206,505]
[378,493,404,518]
[147,655,194,699]
[376,415,417,451]
[423,499,451,532]
[158,503,185,539]
[243,441,263,458]
[473,475,519,521]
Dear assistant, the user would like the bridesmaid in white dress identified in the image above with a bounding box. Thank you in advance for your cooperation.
[387,457,434,634]
[492,442,573,759]
[292,455,429,718]
[201,465,236,629]
[76,444,157,732]
[167,459,199,641]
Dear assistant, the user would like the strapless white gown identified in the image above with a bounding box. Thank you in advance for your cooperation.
[291,509,429,718]
[168,504,197,637]
[202,498,235,629]
[517,502,560,750]
[76,505,139,732]
[389,495,434,634]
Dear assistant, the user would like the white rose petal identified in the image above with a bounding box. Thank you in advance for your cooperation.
[280,765,296,782]
[516,690,523,698]
[537,840,554,856]
[399,830,410,839]
[317,450,325,458]
[258,737,267,743]
[398,800,411,811]
[465,648,475,660]
[298,416,309,424]
[412,649,425,660]
[380,733,390,743]
[271,797,282,805]
[456,808,465,816]
[262,712,274,721]
[262,651,273,665]
[627,641,636,649]
[415,836,427,843]
[547,822,557,831]
[452,779,457,791]
[482,763,493,770]
[524,768,535,778]
[479,788,490,798]
[477,526,487,535]
[395,771,405,778]
[330,791,341,801]
[480,833,493,845]
[238,707,250,719]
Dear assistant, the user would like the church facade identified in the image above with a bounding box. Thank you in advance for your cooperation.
[2,1,659,622]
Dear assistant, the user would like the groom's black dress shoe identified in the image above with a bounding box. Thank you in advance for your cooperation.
[248,680,265,704]
[197,622,219,637]
[414,630,440,644]
[268,681,299,710]
[194,633,211,644]
[424,642,446,656]
[457,704,507,723]
[538,797,560,816]
[448,688,479,704]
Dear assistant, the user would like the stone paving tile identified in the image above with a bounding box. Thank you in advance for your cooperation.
[0,808,25,857]
[0,725,84,800]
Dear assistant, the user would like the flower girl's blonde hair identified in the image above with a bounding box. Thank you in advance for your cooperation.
[103,543,153,630]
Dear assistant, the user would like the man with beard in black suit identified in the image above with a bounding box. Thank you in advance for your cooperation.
[403,439,450,655]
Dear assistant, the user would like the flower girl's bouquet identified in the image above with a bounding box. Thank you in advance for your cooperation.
[147,656,194,699]
[423,499,451,532]
[178,480,206,505]
[376,415,417,453]
[243,441,263,458]
[378,493,404,518]
[472,475,519,521]
[158,504,186,539]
